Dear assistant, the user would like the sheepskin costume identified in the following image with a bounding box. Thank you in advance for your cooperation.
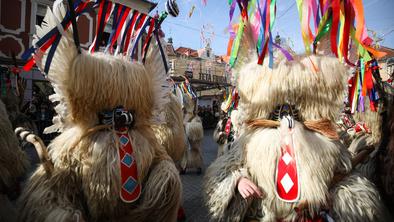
[152,93,186,162]
[203,27,389,220]
[376,102,394,212]
[180,95,204,173]
[0,99,28,222]
[346,104,382,182]
[213,109,240,158]
[18,3,181,221]
[348,91,394,213]
[213,116,229,157]
[1,94,38,133]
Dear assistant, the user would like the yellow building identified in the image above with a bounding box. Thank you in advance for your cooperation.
[165,38,231,108]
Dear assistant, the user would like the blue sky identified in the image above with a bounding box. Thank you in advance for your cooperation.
[153,0,394,55]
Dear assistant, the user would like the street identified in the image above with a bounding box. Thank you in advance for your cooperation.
[181,129,216,222]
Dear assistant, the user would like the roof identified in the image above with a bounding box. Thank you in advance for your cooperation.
[377,46,394,61]
[175,47,199,57]
[112,0,157,14]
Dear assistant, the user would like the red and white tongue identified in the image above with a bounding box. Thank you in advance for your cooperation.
[117,130,141,203]
[224,117,232,136]
[276,116,300,202]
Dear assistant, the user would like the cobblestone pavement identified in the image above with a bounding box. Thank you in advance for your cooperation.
[181,129,217,222]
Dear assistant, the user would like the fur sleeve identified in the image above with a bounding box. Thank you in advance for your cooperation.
[334,141,352,175]
[203,140,249,220]
[18,166,84,222]
[330,173,391,221]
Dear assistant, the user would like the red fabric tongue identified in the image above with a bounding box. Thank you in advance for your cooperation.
[276,128,299,202]
[225,118,232,136]
[117,131,141,203]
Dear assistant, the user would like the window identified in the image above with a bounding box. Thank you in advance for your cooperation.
[187,62,193,72]
[36,4,47,25]
[168,59,175,74]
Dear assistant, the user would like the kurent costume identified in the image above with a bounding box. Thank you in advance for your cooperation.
[204,23,390,220]
[376,102,394,212]
[344,60,394,213]
[152,92,186,162]
[180,94,204,173]
[213,90,240,158]
[0,99,28,222]
[18,1,182,221]
[213,115,232,157]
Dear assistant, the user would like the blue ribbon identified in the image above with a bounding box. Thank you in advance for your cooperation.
[22,4,92,61]
[44,33,62,74]
[131,17,151,57]
[120,10,138,53]
[154,30,168,73]
[268,31,273,68]
[106,3,130,52]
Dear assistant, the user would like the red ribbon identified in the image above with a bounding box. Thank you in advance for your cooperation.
[91,0,113,53]
[342,0,354,66]
[141,18,155,57]
[348,75,356,107]
[108,6,131,52]
[123,11,140,55]
[22,1,89,71]
[257,41,269,65]
[330,0,340,57]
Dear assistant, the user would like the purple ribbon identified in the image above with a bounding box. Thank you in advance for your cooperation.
[273,42,294,61]
[358,95,365,112]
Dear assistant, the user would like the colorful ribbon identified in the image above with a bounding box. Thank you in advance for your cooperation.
[90,0,114,53]
[349,58,380,113]
[22,0,91,72]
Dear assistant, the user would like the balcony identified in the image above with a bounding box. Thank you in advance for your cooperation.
[198,72,227,84]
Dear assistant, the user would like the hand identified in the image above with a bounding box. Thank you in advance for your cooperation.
[237,177,263,199]
[72,211,85,222]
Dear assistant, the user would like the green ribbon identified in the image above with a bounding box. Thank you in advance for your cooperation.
[248,0,257,14]
[230,18,245,67]
[314,16,332,45]
[350,27,372,62]
[270,0,277,28]
[360,58,365,86]
[296,0,303,21]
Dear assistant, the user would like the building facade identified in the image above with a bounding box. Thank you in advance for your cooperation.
[165,37,231,108]
[0,0,99,102]
[0,0,155,103]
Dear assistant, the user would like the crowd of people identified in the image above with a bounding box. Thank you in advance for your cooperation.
[197,101,220,128]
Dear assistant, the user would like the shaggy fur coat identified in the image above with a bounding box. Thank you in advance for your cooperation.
[152,93,186,162]
[376,103,394,212]
[18,4,181,222]
[214,110,241,158]
[0,99,28,222]
[180,95,204,171]
[349,100,394,213]
[1,94,38,133]
[213,117,229,157]
[204,52,389,221]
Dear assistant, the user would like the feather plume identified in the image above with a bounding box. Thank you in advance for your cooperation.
[144,37,171,124]
[32,1,77,133]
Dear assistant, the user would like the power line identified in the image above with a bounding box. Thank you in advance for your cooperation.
[165,21,228,39]
[382,29,394,38]
[277,2,296,19]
